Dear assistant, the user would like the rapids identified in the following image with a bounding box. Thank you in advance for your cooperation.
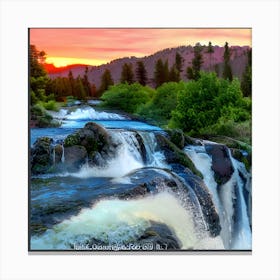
[30,106,252,251]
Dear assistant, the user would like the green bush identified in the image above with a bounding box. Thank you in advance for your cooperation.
[31,103,45,117]
[170,72,251,135]
[101,83,155,113]
[136,82,183,125]
[39,100,59,111]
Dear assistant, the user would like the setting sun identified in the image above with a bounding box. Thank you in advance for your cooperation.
[46,57,106,67]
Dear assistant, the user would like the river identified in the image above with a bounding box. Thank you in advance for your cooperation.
[30,105,252,251]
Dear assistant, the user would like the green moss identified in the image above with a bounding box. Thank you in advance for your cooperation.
[165,129,185,149]
[156,134,202,178]
[64,133,81,147]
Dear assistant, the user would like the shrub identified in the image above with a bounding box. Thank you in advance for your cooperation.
[101,83,154,113]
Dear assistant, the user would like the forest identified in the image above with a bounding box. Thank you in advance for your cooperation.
[30,42,252,145]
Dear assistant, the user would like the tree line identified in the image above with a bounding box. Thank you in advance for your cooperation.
[30,42,252,106]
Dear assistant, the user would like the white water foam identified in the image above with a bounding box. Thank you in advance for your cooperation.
[61,131,168,179]
[31,191,224,250]
[185,145,252,250]
[66,107,126,120]
[230,157,252,250]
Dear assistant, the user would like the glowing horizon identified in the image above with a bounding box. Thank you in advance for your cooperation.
[30,28,251,67]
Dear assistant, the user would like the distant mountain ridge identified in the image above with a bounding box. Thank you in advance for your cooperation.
[46,45,251,88]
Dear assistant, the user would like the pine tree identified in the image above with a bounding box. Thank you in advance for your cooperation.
[68,70,75,96]
[222,42,233,81]
[99,69,114,95]
[120,63,134,84]
[82,66,91,97]
[175,52,184,74]
[186,67,194,80]
[241,49,252,97]
[186,43,203,81]
[136,61,147,85]
[169,64,180,82]
[192,43,203,80]
[207,41,214,70]
[154,59,169,87]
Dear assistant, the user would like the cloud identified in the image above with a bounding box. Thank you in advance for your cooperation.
[30,28,251,66]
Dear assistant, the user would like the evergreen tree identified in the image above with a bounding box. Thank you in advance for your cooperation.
[186,43,203,81]
[136,61,147,85]
[163,60,169,81]
[192,43,203,80]
[241,49,252,97]
[207,41,214,70]
[82,66,91,97]
[75,76,86,100]
[120,63,134,84]
[99,69,114,95]
[175,52,184,73]
[30,44,47,78]
[154,59,169,87]
[223,42,233,81]
[154,59,164,87]
[68,70,75,96]
[186,66,194,80]
[169,64,180,82]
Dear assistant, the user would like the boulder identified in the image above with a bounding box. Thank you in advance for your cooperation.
[155,134,202,178]
[31,137,53,174]
[205,144,234,185]
[53,144,63,164]
[184,173,221,237]
[138,221,181,250]
[165,129,185,149]
[64,122,119,167]
[64,145,87,171]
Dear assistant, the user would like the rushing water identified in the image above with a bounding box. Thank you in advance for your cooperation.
[30,106,251,251]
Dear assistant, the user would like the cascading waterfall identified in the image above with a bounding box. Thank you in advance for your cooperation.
[31,107,251,251]
[52,146,56,165]
[185,144,252,249]
[229,154,252,249]
[49,107,127,121]
[61,144,65,163]
[137,132,168,168]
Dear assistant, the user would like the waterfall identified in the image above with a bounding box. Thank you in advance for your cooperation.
[52,147,56,165]
[61,144,65,163]
[137,132,168,168]
[31,190,224,250]
[229,154,252,249]
[49,107,127,121]
[185,144,252,250]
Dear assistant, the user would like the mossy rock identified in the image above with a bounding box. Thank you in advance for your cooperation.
[64,133,81,147]
[31,137,53,174]
[155,134,202,178]
[165,129,185,149]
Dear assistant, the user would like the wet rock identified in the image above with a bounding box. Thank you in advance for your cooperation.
[165,129,185,149]
[64,145,87,171]
[135,133,148,163]
[205,144,234,185]
[138,221,181,250]
[64,122,119,167]
[117,184,150,200]
[31,137,53,174]
[53,144,63,164]
[183,172,221,237]
[155,134,202,178]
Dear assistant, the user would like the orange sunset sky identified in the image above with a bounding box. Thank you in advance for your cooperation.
[30,28,251,67]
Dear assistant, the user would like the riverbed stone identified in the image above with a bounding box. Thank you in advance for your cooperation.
[205,144,234,185]
[64,145,87,171]
[138,221,181,250]
[155,134,202,178]
[31,137,53,174]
